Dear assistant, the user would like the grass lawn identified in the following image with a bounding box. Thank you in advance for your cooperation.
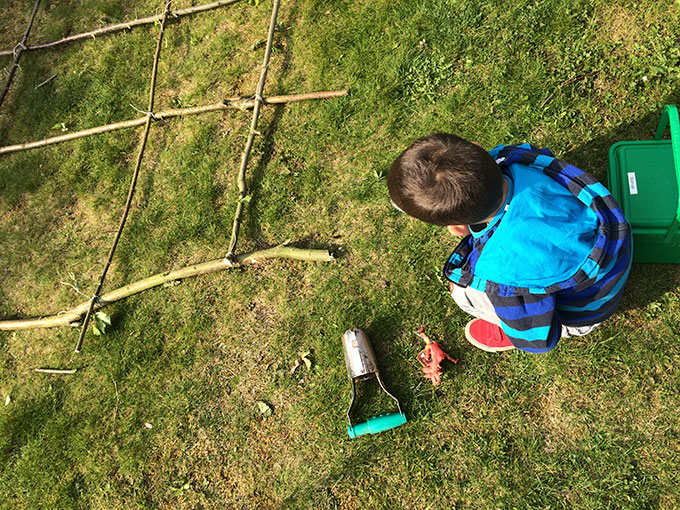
[1,0,680,508]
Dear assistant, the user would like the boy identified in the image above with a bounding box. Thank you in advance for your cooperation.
[387,134,632,353]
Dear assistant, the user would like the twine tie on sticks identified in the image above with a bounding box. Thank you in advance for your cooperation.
[129,103,159,120]
[13,42,28,59]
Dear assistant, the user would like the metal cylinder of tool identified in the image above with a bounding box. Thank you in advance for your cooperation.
[341,327,407,438]
[342,328,379,381]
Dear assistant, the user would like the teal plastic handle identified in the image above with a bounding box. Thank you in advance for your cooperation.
[347,412,407,438]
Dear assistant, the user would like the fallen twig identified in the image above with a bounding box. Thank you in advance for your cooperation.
[34,368,77,374]
[112,380,119,427]
[225,0,281,260]
[35,73,57,89]
[0,0,42,110]
[0,90,348,155]
[74,0,173,353]
[0,245,334,331]
[0,0,242,58]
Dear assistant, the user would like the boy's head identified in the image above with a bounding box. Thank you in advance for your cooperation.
[387,133,504,226]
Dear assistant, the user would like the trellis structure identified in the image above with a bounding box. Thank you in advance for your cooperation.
[0,0,347,349]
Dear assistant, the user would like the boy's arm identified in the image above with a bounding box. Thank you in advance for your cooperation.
[488,292,562,353]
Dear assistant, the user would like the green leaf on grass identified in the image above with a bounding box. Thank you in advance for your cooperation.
[92,311,112,336]
[256,401,272,417]
[301,351,312,370]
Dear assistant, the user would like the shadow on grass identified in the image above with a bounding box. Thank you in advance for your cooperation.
[0,379,66,463]
[561,92,680,313]
[0,28,147,205]
[341,315,415,420]
[245,2,299,249]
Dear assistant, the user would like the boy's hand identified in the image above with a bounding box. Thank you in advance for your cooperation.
[447,225,471,236]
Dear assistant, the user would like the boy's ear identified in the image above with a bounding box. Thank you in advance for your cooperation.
[447,225,471,236]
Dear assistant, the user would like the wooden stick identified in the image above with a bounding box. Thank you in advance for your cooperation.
[112,380,119,427]
[0,0,42,110]
[0,0,242,58]
[0,245,334,331]
[74,0,173,354]
[34,73,57,89]
[0,90,348,155]
[225,0,281,260]
[34,368,77,374]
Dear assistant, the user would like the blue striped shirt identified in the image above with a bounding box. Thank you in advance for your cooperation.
[443,144,632,353]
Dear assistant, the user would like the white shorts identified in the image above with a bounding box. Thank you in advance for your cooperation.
[449,283,600,338]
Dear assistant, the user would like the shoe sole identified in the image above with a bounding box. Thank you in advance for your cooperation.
[464,321,516,353]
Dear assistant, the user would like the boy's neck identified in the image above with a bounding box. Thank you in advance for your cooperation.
[479,177,509,224]
[447,178,510,237]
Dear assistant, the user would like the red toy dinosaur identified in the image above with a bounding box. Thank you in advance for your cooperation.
[415,326,458,386]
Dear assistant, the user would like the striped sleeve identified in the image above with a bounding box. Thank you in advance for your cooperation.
[557,234,632,326]
[487,291,562,353]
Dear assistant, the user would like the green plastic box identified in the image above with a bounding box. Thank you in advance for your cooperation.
[608,105,680,263]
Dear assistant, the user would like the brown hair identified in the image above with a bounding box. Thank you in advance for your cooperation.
[387,133,503,226]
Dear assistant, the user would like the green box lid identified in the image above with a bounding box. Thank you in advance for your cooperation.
[609,140,676,229]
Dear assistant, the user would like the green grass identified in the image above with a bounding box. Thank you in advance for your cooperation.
[1,0,680,508]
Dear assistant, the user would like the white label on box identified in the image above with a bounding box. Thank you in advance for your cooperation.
[627,172,638,195]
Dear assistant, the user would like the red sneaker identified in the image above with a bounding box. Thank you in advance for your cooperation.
[464,319,515,352]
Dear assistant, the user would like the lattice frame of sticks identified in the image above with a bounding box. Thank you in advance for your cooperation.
[0,0,348,351]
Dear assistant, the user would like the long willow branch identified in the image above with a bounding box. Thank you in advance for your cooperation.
[74,0,172,353]
[0,90,348,156]
[0,0,242,58]
[0,246,333,331]
[225,0,281,260]
[0,0,42,110]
